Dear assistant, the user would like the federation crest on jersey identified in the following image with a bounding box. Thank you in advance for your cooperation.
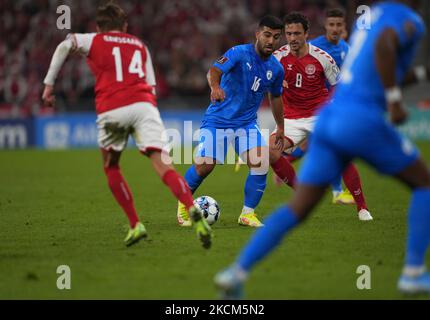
[305,64,316,75]
[266,70,273,80]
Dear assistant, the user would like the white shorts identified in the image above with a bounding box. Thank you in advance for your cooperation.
[272,116,317,153]
[96,102,168,154]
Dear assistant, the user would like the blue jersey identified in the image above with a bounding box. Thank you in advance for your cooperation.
[299,2,425,186]
[202,44,284,129]
[309,36,349,68]
[334,1,425,111]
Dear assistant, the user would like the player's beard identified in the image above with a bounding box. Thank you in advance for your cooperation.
[256,41,272,58]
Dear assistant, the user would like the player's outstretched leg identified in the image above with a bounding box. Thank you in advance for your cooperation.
[239,168,267,227]
[101,149,147,246]
[396,159,430,294]
[238,148,269,228]
[177,160,215,227]
[273,148,305,187]
[270,155,296,189]
[149,151,213,249]
[269,134,297,189]
[342,163,373,221]
[215,184,326,299]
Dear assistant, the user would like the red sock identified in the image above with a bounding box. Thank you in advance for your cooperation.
[271,155,296,189]
[286,154,299,163]
[104,165,139,228]
[342,163,368,211]
[162,169,194,209]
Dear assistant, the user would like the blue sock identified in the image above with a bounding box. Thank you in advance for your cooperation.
[243,171,267,209]
[237,205,299,271]
[184,165,204,194]
[331,175,343,194]
[291,147,305,159]
[405,188,430,266]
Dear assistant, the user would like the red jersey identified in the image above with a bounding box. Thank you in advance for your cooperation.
[274,44,339,119]
[69,32,157,114]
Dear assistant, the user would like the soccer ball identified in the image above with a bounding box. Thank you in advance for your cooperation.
[194,196,220,225]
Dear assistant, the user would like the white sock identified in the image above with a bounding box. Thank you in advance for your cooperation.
[332,191,341,198]
[234,264,248,281]
[241,206,254,214]
[402,265,426,277]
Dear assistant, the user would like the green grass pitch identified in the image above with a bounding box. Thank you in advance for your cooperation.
[1,142,429,299]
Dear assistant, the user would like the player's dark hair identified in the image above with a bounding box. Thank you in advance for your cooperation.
[326,8,346,19]
[283,12,310,33]
[96,1,127,32]
[258,15,284,31]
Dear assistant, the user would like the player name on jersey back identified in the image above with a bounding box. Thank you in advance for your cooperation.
[102,35,144,48]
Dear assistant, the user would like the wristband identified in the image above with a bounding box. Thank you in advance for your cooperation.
[414,65,428,83]
[385,87,402,104]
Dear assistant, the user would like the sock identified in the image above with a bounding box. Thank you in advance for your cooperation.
[402,265,426,277]
[286,155,298,163]
[271,156,296,189]
[104,165,139,228]
[291,147,305,159]
[342,163,367,211]
[243,171,267,210]
[184,165,204,193]
[242,206,254,214]
[162,169,195,209]
[405,188,430,267]
[286,148,305,163]
[331,175,343,195]
[237,205,299,271]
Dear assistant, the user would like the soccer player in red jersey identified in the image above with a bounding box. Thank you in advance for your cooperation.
[42,2,212,248]
[269,12,373,221]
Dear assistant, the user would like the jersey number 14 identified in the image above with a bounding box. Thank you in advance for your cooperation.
[112,47,145,82]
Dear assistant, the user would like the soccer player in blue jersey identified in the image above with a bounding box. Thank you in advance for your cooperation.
[177,16,286,228]
[311,8,350,71]
[215,0,430,297]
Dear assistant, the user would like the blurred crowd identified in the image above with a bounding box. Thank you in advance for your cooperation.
[0,0,424,117]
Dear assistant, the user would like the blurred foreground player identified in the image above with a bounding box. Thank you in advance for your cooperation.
[216,0,430,298]
[42,2,212,248]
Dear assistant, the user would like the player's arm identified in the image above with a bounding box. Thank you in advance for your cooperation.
[42,38,75,107]
[268,93,285,150]
[207,66,225,103]
[208,47,241,104]
[375,28,407,125]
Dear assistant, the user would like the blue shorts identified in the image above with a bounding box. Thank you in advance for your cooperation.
[298,103,419,185]
[196,122,267,164]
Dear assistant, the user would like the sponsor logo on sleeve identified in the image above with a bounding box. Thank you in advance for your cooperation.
[216,56,228,64]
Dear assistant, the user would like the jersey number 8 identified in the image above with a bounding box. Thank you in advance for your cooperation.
[295,73,302,88]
